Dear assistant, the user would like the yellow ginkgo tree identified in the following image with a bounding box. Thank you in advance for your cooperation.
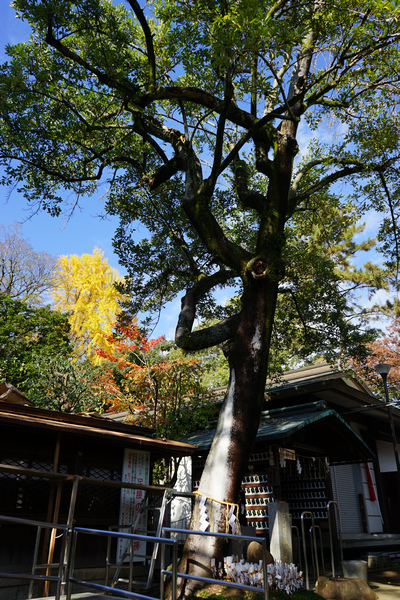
[51,248,127,362]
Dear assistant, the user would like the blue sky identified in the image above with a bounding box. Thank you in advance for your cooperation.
[0,3,181,338]
[1,3,122,270]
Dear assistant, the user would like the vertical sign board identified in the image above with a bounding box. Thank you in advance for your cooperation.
[117,448,150,563]
[170,456,192,541]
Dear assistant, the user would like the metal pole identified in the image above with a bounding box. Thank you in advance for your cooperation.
[375,364,400,499]
[382,373,400,477]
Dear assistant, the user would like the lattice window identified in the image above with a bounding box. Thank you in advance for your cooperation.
[83,465,121,481]
[0,473,51,516]
[77,482,120,518]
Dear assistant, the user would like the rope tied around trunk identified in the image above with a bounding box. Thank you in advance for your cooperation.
[193,490,241,535]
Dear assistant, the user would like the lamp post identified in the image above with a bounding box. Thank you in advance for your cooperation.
[375,363,400,478]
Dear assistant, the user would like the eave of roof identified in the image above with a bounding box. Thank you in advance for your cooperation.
[0,401,195,456]
[0,381,34,406]
[265,363,374,396]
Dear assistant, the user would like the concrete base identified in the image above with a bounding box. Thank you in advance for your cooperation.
[269,502,292,564]
[364,553,393,570]
[342,559,368,583]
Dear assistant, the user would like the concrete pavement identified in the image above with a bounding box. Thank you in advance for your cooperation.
[368,567,400,600]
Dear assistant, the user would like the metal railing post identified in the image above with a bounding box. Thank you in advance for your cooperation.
[327,500,342,577]
[162,527,270,600]
[171,531,178,600]
[301,511,317,589]
[310,524,324,578]
[28,524,42,599]
[261,536,269,600]
[0,515,68,597]
[66,528,79,600]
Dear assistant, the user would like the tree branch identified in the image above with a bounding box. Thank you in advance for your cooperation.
[149,155,187,190]
[289,162,366,216]
[125,0,156,93]
[183,148,251,270]
[45,14,141,100]
[146,86,256,130]
[233,158,267,213]
[305,33,400,111]
[175,270,239,351]
[378,171,400,285]
[208,68,235,190]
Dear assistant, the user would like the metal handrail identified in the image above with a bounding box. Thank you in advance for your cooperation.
[292,525,302,571]
[310,524,325,577]
[0,515,69,600]
[68,526,178,600]
[327,500,343,577]
[300,511,318,590]
[161,527,269,600]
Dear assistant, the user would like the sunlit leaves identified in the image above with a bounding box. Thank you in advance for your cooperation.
[1,0,400,368]
[51,248,127,361]
[0,293,71,391]
[96,318,215,438]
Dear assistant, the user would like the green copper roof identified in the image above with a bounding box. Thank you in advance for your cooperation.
[182,400,374,463]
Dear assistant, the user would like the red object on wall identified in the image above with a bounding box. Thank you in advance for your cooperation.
[365,463,376,501]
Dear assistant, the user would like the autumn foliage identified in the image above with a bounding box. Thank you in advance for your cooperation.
[96,316,215,438]
[51,248,127,362]
[351,315,400,397]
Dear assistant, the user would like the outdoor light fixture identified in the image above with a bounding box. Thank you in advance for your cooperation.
[375,363,400,483]
[375,363,392,378]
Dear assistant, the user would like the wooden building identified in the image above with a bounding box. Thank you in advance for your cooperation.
[0,392,194,597]
[183,364,400,554]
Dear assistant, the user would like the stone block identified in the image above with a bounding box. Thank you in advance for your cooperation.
[342,559,368,583]
[315,577,378,600]
[245,541,274,565]
[365,553,392,569]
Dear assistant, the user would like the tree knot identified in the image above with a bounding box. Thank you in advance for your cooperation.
[251,259,268,279]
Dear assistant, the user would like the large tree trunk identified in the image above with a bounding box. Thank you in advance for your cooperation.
[172,275,278,599]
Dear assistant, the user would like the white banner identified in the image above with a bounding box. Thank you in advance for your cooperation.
[117,448,150,563]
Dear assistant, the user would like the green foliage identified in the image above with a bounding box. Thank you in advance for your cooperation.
[190,587,324,600]
[195,343,230,391]
[25,355,111,412]
[1,1,400,383]
[0,292,111,413]
[0,293,71,392]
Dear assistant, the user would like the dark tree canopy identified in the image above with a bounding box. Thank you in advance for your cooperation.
[0,1,398,357]
[0,293,71,391]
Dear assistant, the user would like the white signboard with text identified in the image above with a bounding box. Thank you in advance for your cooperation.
[117,448,150,563]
